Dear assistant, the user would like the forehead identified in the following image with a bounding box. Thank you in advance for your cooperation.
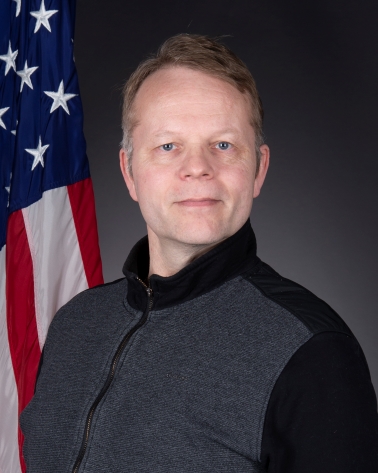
[132,66,252,129]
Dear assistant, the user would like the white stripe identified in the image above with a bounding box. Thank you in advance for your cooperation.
[0,246,22,473]
[22,187,88,349]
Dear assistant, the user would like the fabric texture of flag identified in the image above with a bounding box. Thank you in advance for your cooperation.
[0,0,104,471]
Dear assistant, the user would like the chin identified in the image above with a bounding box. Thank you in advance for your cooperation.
[171,220,232,247]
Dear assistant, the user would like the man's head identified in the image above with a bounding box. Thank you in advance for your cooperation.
[121,34,264,176]
[119,34,269,264]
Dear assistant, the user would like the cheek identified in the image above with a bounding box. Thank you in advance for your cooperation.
[222,164,254,200]
[133,167,171,207]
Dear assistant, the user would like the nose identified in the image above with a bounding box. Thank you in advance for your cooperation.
[179,147,214,180]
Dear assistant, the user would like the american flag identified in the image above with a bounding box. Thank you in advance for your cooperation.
[0,0,104,471]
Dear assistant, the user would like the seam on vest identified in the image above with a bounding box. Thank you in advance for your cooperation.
[235,276,313,462]
[256,329,315,462]
[257,330,367,464]
[242,269,353,338]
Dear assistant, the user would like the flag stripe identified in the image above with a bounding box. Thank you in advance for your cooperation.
[67,178,104,288]
[22,186,89,348]
[6,210,41,473]
[0,246,22,473]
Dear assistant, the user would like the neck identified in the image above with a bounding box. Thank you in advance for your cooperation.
[147,230,222,278]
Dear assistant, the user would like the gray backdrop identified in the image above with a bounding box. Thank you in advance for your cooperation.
[74,0,378,393]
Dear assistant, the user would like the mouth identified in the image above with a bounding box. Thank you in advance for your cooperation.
[177,198,221,207]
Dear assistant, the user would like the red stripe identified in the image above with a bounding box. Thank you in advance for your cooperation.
[6,210,41,473]
[67,178,104,287]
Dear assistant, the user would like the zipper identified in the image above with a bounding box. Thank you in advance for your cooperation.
[71,279,153,473]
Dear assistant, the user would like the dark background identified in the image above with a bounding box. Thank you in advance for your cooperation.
[74,0,378,392]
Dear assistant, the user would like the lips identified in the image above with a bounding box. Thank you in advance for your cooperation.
[177,198,220,207]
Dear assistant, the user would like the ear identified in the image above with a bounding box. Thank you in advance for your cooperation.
[253,144,270,198]
[119,148,138,202]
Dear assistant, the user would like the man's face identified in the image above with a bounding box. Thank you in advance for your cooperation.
[120,67,269,249]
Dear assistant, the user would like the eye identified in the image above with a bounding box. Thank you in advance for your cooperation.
[160,143,175,151]
[216,141,231,150]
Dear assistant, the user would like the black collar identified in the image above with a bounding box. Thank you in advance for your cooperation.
[122,219,259,311]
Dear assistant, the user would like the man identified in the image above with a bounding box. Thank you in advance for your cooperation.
[21,34,378,472]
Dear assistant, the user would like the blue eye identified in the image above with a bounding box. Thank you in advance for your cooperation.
[217,142,231,150]
[161,143,174,151]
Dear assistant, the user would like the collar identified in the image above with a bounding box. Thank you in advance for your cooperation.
[122,219,259,311]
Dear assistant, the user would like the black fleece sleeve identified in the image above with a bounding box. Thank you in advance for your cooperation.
[260,331,378,472]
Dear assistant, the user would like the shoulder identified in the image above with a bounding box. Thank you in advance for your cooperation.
[243,258,353,337]
[47,277,129,335]
[244,261,378,468]
[57,277,127,312]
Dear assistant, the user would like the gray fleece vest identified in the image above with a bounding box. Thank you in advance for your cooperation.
[20,220,357,472]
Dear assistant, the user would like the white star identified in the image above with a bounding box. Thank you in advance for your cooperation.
[0,42,18,75]
[44,80,77,114]
[16,61,38,92]
[25,136,49,171]
[13,0,21,17]
[30,0,58,33]
[0,107,10,130]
